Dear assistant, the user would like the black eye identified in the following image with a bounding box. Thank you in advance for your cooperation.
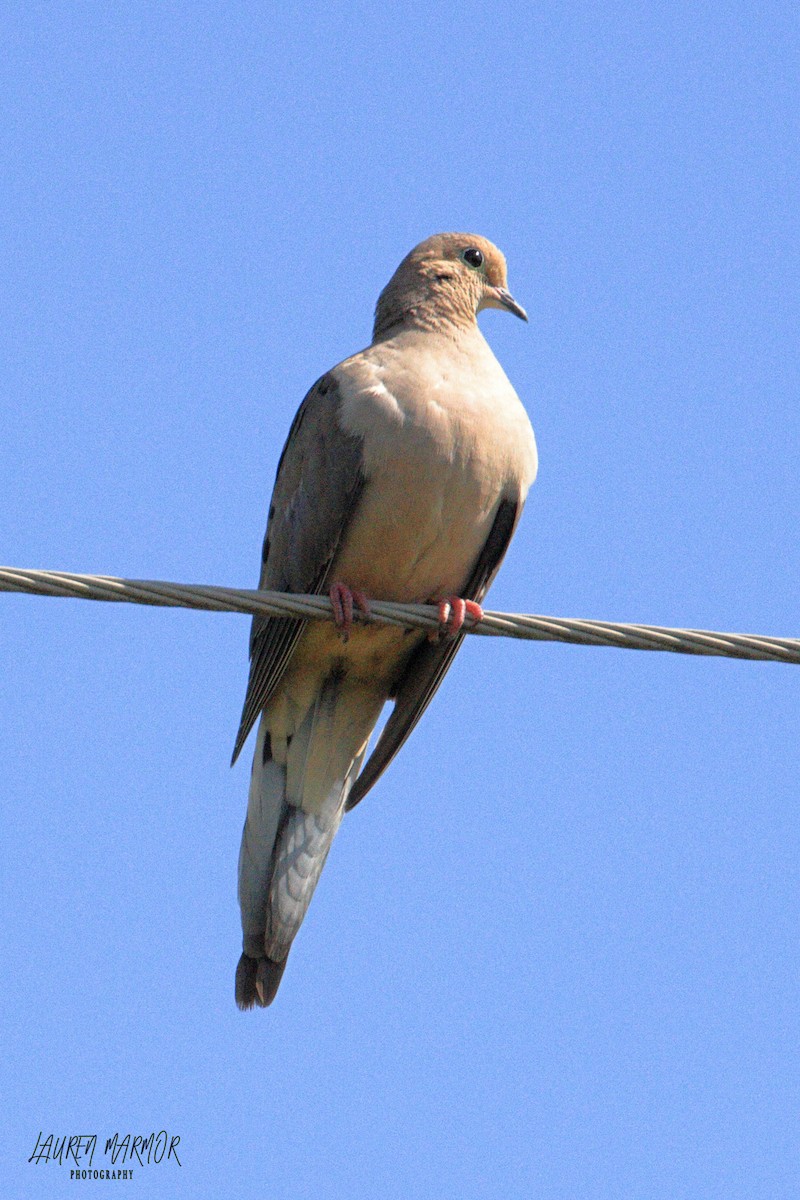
[462,246,484,269]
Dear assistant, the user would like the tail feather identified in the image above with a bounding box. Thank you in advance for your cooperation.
[235,952,260,1009]
[265,786,346,962]
[234,675,383,1009]
[235,952,288,1009]
[237,722,286,954]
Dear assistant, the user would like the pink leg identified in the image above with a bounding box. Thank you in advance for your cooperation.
[329,582,371,641]
[432,596,484,639]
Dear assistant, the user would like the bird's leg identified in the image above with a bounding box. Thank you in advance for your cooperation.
[431,596,484,640]
[329,582,371,642]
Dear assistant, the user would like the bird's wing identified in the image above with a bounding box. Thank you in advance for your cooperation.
[231,373,366,764]
[345,494,523,809]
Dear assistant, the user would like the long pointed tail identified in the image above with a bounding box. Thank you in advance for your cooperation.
[236,720,287,1009]
[235,678,381,1009]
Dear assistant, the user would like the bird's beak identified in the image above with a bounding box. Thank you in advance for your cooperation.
[484,286,528,322]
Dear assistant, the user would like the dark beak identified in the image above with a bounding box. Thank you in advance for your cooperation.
[492,287,528,322]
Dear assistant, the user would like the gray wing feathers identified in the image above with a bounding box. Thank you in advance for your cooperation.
[231,374,366,764]
[346,495,523,810]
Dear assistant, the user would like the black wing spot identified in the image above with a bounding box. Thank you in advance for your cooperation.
[261,536,270,564]
[261,730,273,764]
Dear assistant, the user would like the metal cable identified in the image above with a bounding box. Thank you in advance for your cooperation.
[0,564,797,664]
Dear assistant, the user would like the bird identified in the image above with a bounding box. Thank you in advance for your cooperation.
[232,232,538,1008]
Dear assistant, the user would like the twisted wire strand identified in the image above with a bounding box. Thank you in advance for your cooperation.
[0,565,797,665]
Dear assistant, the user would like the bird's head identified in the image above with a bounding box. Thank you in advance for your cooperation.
[373,233,527,339]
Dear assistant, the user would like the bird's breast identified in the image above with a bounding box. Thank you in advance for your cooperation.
[333,352,536,603]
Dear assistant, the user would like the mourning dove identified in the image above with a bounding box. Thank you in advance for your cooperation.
[232,233,537,1008]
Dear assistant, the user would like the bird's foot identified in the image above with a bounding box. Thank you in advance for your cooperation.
[329,583,371,642]
[430,596,484,641]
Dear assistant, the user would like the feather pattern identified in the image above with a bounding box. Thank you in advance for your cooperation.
[231,374,365,764]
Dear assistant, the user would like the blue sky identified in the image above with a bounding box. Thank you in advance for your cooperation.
[2,3,799,1197]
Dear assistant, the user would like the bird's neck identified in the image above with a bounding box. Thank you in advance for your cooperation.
[372,293,477,342]
[372,265,481,341]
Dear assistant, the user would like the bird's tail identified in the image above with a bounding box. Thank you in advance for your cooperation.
[235,719,288,1009]
[235,675,383,1009]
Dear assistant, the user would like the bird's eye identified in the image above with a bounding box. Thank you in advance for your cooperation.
[461,247,484,270]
